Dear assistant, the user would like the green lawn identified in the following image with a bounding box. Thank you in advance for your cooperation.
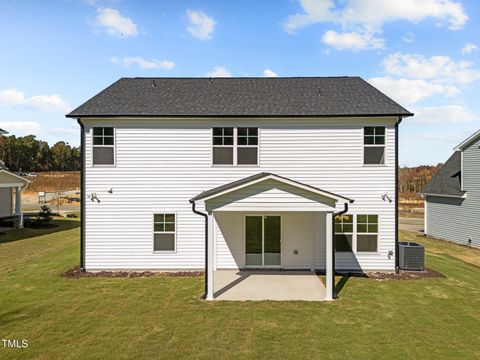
[1,220,479,359]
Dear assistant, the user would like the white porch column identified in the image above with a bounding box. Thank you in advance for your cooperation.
[325,212,334,301]
[15,186,23,228]
[206,213,215,300]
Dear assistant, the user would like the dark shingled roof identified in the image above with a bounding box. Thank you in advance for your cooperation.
[0,128,7,134]
[67,77,413,118]
[421,151,465,197]
[190,172,354,203]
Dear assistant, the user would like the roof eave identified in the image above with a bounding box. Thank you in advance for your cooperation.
[66,112,414,119]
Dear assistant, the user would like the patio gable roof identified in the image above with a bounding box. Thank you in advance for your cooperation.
[0,170,31,188]
[191,172,353,212]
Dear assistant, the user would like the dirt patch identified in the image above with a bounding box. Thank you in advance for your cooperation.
[367,268,445,280]
[62,267,204,279]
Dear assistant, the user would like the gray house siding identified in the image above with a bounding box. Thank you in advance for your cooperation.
[425,136,480,248]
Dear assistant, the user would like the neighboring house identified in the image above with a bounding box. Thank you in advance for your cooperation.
[0,128,30,226]
[66,77,413,300]
[421,129,480,248]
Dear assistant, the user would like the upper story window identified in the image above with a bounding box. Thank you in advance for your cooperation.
[364,126,385,165]
[93,127,114,165]
[212,127,258,166]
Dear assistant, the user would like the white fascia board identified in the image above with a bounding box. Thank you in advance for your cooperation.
[199,174,351,203]
[422,192,467,199]
[454,129,480,151]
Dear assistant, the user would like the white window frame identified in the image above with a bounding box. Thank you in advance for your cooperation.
[92,126,116,167]
[355,214,379,253]
[334,214,354,253]
[363,126,386,166]
[212,127,259,167]
[334,213,380,254]
[152,212,177,253]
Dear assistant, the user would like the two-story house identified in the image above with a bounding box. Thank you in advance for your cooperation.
[66,77,413,300]
[0,128,29,226]
[422,129,480,248]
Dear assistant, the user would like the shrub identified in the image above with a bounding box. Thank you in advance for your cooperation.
[36,205,53,226]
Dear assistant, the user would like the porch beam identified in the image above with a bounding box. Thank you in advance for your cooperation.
[325,212,334,300]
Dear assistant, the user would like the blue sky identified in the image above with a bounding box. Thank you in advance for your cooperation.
[0,0,479,166]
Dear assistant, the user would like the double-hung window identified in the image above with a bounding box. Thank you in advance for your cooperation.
[364,126,385,165]
[356,215,378,252]
[237,127,258,165]
[153,213,176,252]
[212,127,234,165]
[334,214,379,253]
[212,127,258,165]
[92,127,115,165]
[335,214,353,252]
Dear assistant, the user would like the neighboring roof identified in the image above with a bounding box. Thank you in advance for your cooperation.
[0,128,7,135]
[455,129,480,151]
[67,77,413,118]
[421,152,465,198]
[190,172,354,203]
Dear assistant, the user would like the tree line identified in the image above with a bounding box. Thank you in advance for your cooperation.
[399,164,441,194]
[0,135,80,172]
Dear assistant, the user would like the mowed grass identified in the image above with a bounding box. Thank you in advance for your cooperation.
[1,222,479,360]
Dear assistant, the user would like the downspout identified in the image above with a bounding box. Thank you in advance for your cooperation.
[77,118,86,272]
[332,201,351,298]
[395,117,403,274]
[189,200,208,298]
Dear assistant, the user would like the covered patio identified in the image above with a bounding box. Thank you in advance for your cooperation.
[190,172,353,301]
[214,270,325,301]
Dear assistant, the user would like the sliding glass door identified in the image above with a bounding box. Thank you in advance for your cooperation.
[245,215,281,267]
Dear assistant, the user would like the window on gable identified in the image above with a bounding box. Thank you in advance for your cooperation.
[335,214,353,252]
[356,215,378,252]
[92,127,114,165]
[153,213,176,252]
[212,127,258,166]
[364,126,385,165]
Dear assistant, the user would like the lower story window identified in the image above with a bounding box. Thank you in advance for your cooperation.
[357,215,378,252]
[153,213,176,251]
[335,214,353,252]
[334,214,379,253]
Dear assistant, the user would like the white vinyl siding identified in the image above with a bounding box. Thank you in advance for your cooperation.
[82,117,397,271]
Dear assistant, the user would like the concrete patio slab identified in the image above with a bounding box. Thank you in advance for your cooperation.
[214,270,326,301]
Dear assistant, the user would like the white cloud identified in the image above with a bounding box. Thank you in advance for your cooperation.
[412,105,478,124]
[263,69,278,77]
[186,9,216,40]
[284,0,468,32]
[461,43,478,54]
[0,121,41,136]
[383,52,480,84]
[284,0,467,50]
[205,67,232,77]
[0,89,72,113]
[402,32,415,43]
[321,30,384,50]
[110,56,175,70]
[368,77,459,105]
[95,7,138,37]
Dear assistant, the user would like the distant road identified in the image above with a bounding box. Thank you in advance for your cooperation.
[399,217,424,234]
